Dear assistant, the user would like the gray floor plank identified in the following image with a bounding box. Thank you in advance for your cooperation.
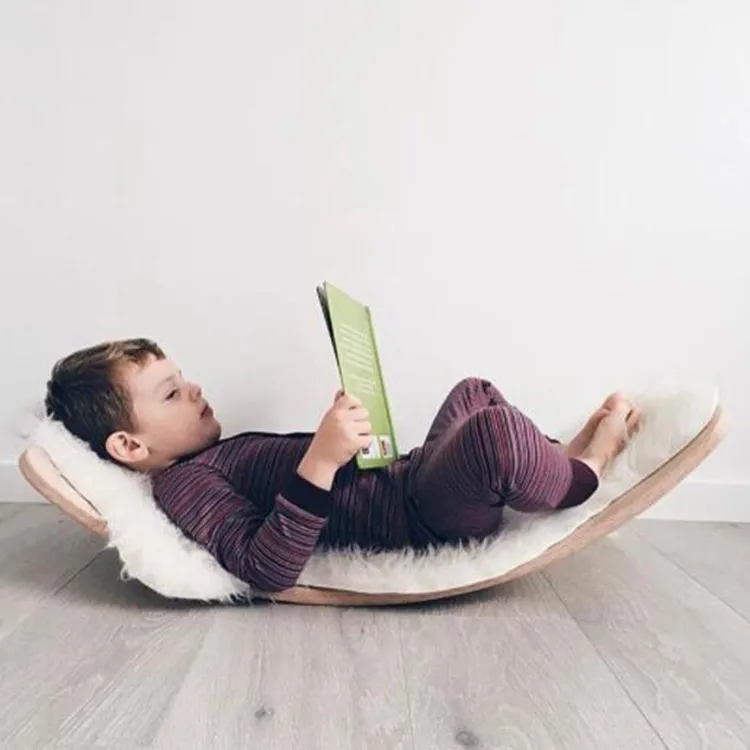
[153,604,414,750]
[0,551,214,749]
[0,504,103,644]
[634,519,750,621]
[545,527,750,750]
[398,574,664,750]
[0,503,29,524]
[409,571,575,621]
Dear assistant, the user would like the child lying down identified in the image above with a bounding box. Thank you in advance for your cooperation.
[44,338,641,594]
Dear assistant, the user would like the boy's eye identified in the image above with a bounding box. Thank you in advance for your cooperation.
[166,389,178,401]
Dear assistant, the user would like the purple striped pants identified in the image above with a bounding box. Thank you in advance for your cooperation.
[405,377,598,547]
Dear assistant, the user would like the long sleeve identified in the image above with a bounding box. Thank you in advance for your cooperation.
[153,464,332,593]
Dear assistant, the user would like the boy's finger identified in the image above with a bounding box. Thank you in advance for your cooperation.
[357,421,372,435]
[349,406,369,421]
[338,393,363,408]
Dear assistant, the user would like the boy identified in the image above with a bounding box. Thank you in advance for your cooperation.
[44,338,640,593]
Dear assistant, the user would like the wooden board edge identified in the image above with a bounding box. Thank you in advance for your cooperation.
[17,445,109,537]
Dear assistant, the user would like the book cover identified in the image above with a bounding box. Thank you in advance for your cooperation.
[316,282,399,469]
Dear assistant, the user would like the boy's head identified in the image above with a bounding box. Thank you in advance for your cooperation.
[44,338,222,471]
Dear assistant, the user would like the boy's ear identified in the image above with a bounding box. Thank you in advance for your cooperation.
[105,431,148,466]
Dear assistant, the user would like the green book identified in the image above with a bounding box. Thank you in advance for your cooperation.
[316,281,399,469]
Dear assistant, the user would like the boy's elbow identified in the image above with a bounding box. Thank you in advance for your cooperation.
[252,580,294,595]
[246,571,299,595]
[238,559,302,595]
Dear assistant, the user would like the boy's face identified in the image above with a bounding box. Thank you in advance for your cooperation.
[105,355,222,470]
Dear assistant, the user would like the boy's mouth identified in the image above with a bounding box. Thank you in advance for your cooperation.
[201,403,213,418]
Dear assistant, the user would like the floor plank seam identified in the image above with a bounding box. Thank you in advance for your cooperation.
[140,621,214,749]
[541,570,671,750]
[396,619,418,750]
[53,548,107,599]
[629,525,750,627]
[253,615,268,739]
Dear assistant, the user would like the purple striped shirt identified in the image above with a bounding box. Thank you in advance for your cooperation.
[151,431,414,593]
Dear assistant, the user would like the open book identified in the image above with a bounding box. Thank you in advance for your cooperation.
[316,282,399,469]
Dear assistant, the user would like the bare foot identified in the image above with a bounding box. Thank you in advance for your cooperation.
[564,392,625,459]
[576,399,643,477]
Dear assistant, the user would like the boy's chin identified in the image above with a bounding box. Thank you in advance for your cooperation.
[203,417,222,443]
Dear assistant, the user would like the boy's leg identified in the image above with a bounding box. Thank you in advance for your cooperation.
[409,397,600,544]
[422,377,511,446]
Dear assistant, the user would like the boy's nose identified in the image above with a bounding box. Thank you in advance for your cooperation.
[189,383,203,401]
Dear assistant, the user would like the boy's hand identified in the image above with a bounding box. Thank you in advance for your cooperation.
[296,391,371,490]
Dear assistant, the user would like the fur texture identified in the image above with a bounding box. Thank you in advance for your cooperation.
[26,384,718,601]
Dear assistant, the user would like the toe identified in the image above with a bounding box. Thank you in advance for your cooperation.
[603,392,632,413]
[603,392,621,410]
[626,406,643,436]
[610,398,632,421]
[588,406,609,424]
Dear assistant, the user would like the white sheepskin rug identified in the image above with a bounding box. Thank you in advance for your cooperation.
[25,383,718,602]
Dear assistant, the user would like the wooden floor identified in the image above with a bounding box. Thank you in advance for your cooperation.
[1,505,749,749]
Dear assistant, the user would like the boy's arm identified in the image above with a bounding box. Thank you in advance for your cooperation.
[153,464,332,593]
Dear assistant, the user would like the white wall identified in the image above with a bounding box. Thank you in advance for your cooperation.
[2,2,748,506]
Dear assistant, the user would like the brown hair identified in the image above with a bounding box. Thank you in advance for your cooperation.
[45,338,165,460]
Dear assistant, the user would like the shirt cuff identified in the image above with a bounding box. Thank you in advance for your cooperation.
[284,471,333,518]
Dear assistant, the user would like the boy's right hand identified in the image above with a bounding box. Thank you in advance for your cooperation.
[296,391,372,490]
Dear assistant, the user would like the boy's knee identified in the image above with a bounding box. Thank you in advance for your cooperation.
[451,376,483,394]
[469,405,536,479]
[473,403,519,439]
[453,376,505,405]
[465,405,517,465]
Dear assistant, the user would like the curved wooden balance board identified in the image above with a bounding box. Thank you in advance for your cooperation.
[18,405,726,607]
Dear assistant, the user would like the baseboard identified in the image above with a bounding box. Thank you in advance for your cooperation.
[0,460,747,522]
[638,479,750,522]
